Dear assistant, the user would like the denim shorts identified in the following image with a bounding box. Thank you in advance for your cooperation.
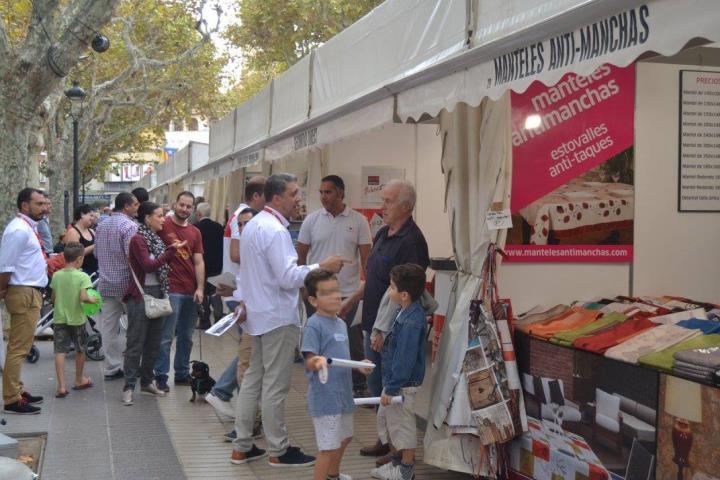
[53,324,88,354]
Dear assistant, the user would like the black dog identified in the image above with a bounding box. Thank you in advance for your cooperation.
[189,360,216,402]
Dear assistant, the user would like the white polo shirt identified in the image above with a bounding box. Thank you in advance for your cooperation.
[0,214,48,288]
[298,206,372,297]
[239,207,319,335]
[222,203,247,277]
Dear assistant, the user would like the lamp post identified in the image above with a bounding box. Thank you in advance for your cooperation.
[64,81,86,212]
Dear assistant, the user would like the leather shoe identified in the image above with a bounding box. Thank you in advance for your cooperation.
[104,370,124,381]
[360,439,390,457]
[375,450,395,468]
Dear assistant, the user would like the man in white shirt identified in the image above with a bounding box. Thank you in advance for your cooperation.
[297,174,372,394]
[0,188,49,414]
[230,173,343,468]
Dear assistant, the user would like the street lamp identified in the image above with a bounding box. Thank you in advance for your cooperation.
[64,80,86,213]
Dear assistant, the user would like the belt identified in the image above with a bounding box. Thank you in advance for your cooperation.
[12,285,44,292]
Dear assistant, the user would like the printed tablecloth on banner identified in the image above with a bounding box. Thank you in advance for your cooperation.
[511,417,609,480]
[519,179,634,246]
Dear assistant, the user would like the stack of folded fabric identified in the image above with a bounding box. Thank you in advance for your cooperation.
[514,304,570,330]
[676,318,720,334]
[604,324,701,364]
[550,312,628,347]
[524,307,601,339]
[673,346,720,382]
[638,334,720,372]
[572,316,658,353]
[649,308,708,325]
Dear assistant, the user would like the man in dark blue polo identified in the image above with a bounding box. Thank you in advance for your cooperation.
[349,179,429,459]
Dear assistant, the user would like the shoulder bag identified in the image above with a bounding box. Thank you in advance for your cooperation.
[130,266,173,319]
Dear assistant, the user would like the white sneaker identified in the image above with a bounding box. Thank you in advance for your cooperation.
[205,392,235,419]
[122,389,133,406]
[371,462,409,480]
[337,474,352,480]
[141,382,167,397]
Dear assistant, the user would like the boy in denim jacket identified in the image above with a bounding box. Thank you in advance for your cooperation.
[371,264,429,480]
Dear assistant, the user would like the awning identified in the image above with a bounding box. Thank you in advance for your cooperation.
[265,97,394,162]
[398,0,720,121]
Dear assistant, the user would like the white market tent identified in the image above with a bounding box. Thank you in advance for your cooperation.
[137,0,720,475]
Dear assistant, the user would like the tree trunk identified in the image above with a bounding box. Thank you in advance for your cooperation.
[0,111,31,231]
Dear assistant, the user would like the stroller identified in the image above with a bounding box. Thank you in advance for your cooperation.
[26,273,104,363]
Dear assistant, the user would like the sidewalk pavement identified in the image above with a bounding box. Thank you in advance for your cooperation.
[2,329,471,480]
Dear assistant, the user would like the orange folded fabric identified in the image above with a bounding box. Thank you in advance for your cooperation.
[526,307,602,339]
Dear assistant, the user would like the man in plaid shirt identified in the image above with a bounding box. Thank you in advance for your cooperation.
[95,192,139,380]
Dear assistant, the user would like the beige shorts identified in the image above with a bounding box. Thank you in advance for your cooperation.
[377,387,418,450]
[312,412,354,451]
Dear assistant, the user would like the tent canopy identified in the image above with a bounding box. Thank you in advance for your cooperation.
[154,0,720,182]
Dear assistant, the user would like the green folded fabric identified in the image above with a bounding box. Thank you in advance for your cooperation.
[550,312,628,347]
[583,302,605,310]
[638,334,720,372]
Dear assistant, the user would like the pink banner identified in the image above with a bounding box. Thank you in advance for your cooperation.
[506,64,635,262]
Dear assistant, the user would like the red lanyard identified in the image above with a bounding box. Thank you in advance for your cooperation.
[17,214,48,259]
[263,207,286,226]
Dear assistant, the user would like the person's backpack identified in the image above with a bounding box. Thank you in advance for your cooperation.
[46,254,66,278]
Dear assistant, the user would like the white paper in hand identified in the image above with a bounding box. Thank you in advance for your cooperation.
[205,305,244,337]
[206,272,237,289]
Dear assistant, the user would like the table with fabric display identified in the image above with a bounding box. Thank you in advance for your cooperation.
[510,416,610,480]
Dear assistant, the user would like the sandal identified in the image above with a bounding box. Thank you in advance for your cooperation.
[72,380,93,390]
[55,391,69,398]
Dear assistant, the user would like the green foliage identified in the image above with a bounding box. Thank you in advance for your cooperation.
[66,0,227,178]
[224,0,382,99]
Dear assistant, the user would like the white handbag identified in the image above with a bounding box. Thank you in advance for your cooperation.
[130,267,172,319]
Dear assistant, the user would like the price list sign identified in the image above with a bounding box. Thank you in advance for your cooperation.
[679,70,720,211]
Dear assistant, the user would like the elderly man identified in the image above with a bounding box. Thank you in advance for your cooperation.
[297,174,372,395]
[95,192,140,380]
[356,179,429,459]
[229,173,344,468]
[0,188,49,414]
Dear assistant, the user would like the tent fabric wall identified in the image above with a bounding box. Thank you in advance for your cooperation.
[209,110,236,163]
[311,0,466,117]
[271,55,311,136]
[226,168,246,214]
[423,95,511,475]
[234,84,272,153]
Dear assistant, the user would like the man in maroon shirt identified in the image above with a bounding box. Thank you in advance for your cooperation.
[154,191,206,392]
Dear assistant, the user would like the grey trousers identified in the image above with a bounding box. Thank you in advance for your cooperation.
[99,296,127,374]
[123,285,164,390]
[232,324,299,457]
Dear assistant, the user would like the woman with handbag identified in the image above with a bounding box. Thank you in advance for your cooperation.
[122,202,186,406]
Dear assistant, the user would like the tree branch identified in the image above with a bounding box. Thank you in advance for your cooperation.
[0,16,10,59]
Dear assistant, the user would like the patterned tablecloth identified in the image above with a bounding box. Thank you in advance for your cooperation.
[511,417,610,480]
[519,180,633,245]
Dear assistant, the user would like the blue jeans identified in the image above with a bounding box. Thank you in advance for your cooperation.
[211,356,239,401]
[363,330,383,397]
[154,293,197,381]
